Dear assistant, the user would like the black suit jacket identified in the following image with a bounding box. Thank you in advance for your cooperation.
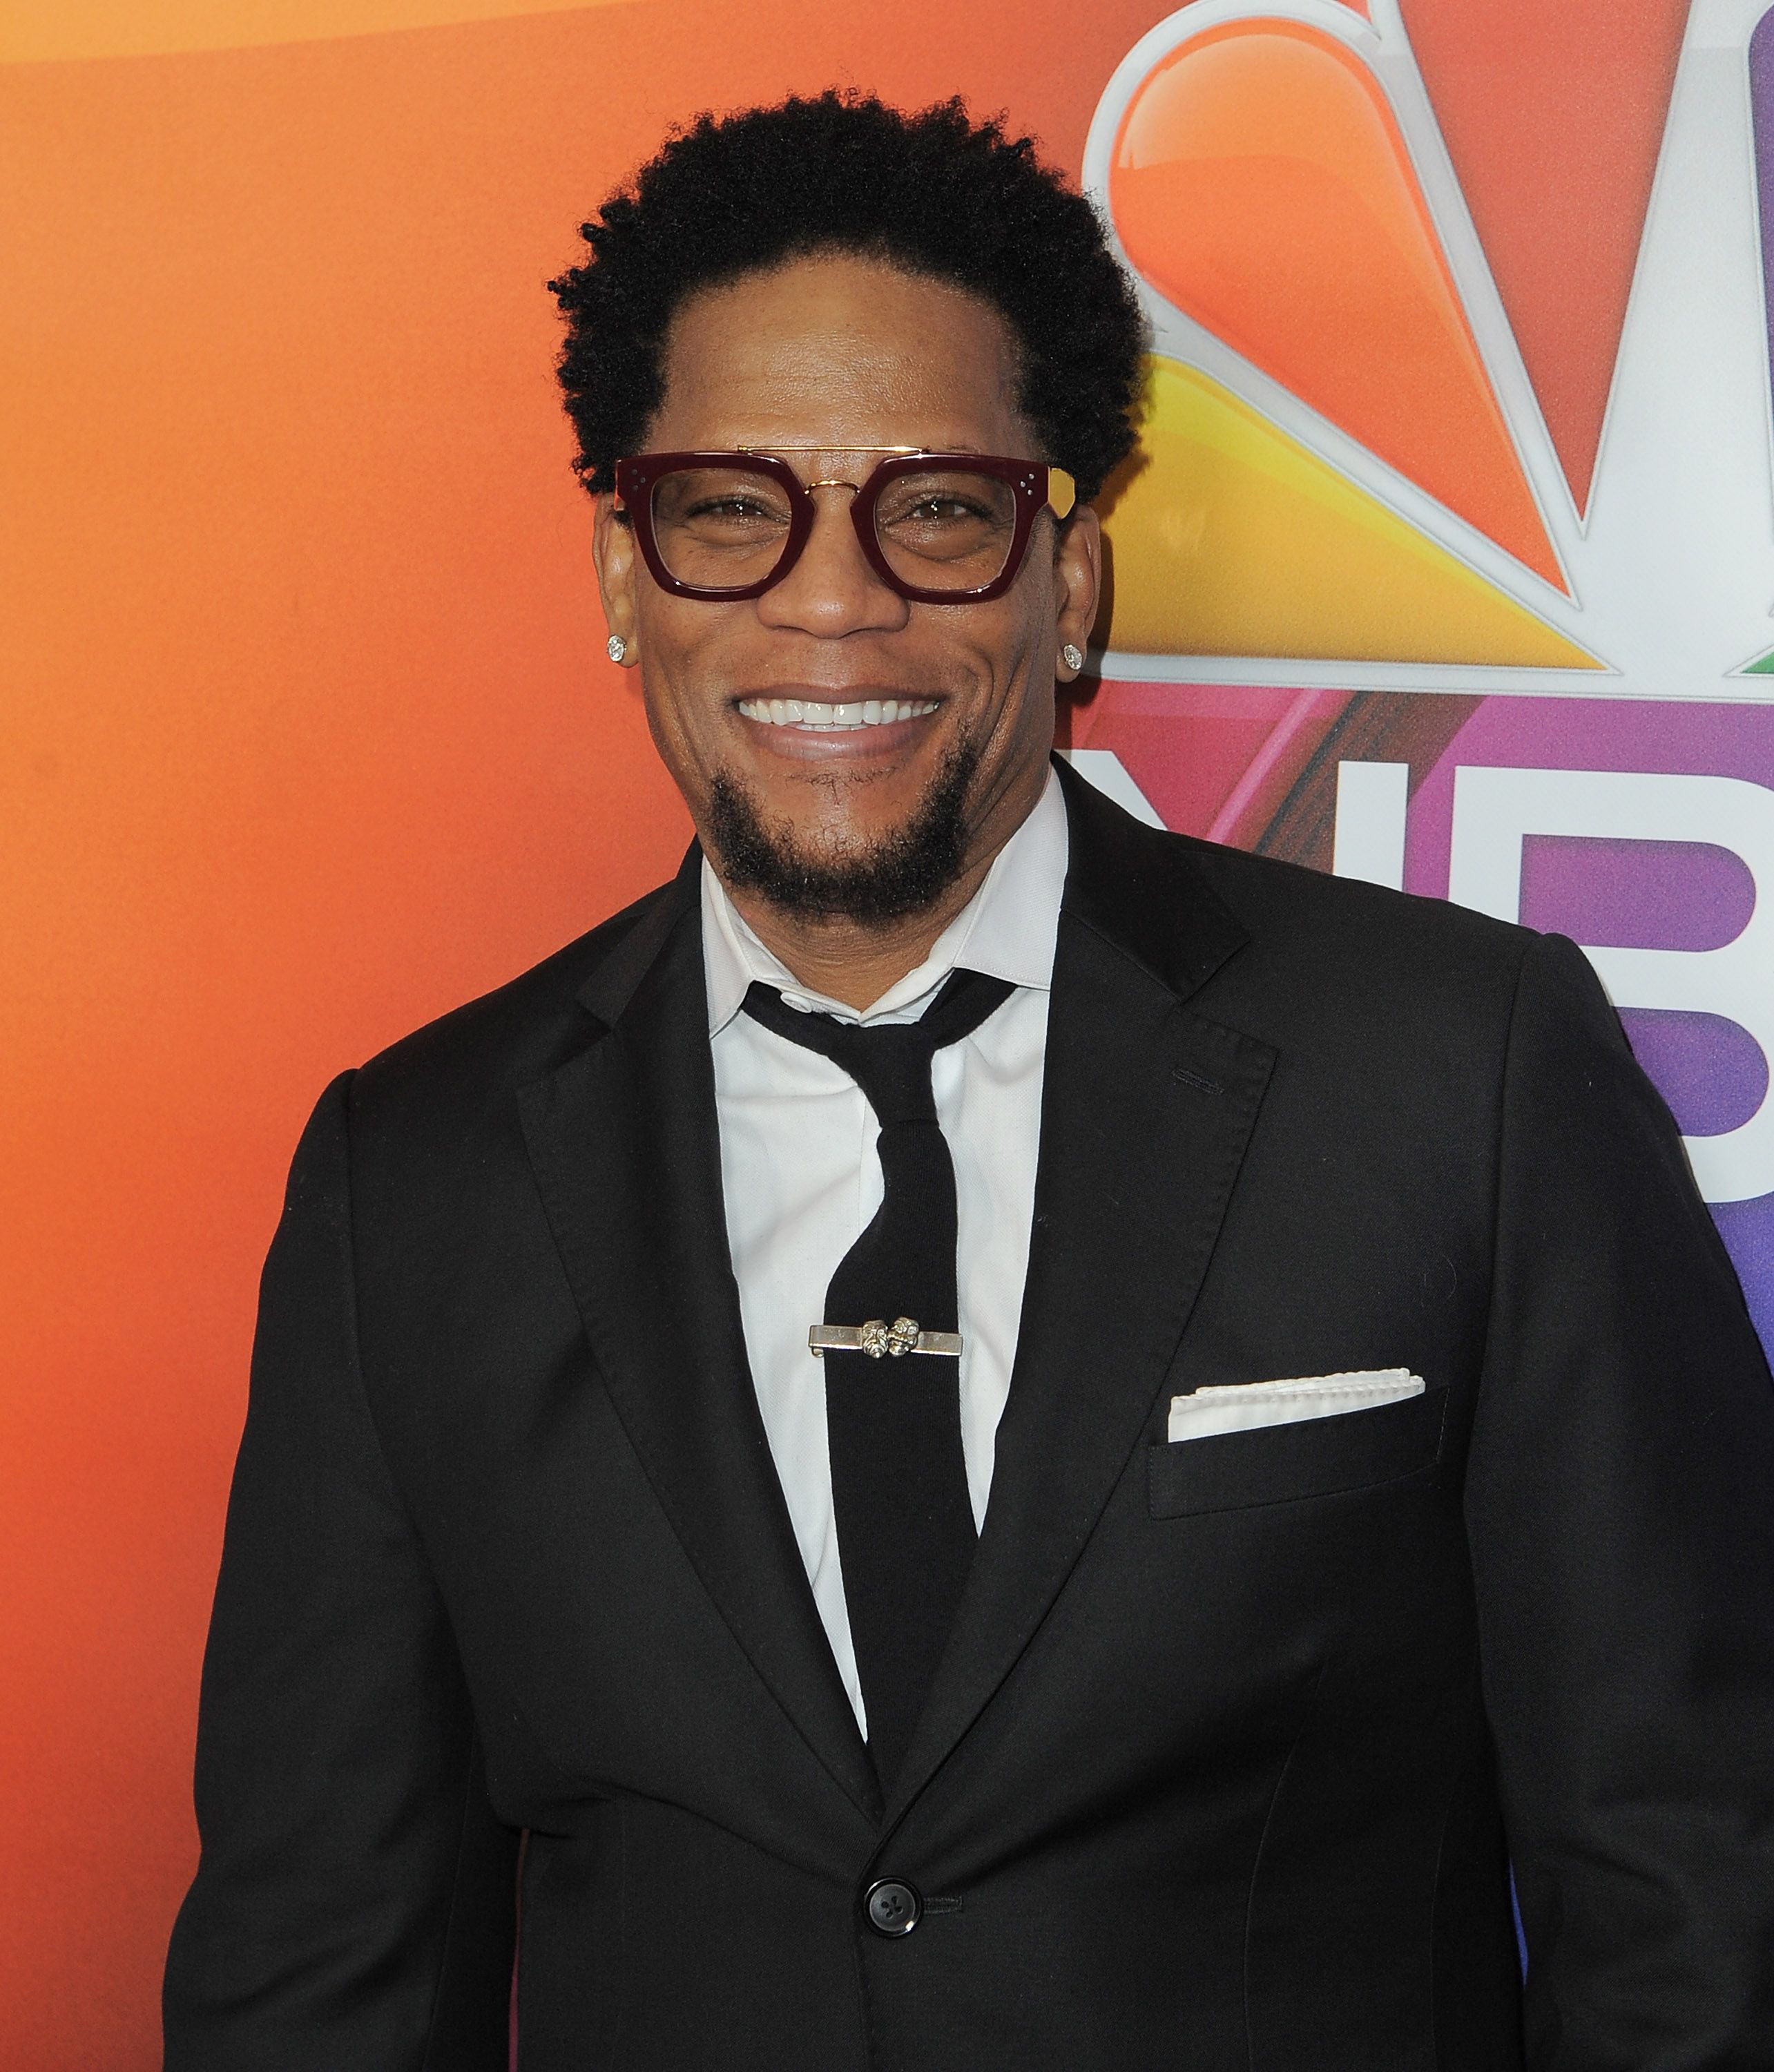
[164,762,1774,2070]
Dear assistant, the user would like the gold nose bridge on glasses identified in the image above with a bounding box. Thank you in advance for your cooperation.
[740,445,927,488]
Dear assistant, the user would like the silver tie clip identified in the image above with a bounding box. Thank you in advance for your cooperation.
[809,1316,963,1360]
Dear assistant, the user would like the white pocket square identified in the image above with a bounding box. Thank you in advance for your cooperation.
[1168,1369,1425,1443]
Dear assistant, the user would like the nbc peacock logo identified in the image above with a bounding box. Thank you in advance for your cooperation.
[1059,0,1774,1217]
[1079,0,1774,696]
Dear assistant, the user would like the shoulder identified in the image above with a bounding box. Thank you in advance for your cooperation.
[1082,821,1634,1202]
[1059,762,1536,1024]
[1069,796,1552,1097]
[344,874,685,1154]
[1159,835,1587,1130]
[1175,829,1531,990]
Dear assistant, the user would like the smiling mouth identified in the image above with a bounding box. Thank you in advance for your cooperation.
[735,696,941,731]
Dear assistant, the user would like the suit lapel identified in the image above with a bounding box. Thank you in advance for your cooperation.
[885,767,1278,1821]
[519,858,881,1825]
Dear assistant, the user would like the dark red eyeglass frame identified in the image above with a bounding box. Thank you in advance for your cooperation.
[611,449,1079,604]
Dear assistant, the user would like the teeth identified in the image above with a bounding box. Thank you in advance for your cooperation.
[737,697,940,728]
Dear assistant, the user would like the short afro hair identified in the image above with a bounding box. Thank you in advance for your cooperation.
[548,90,1145,503]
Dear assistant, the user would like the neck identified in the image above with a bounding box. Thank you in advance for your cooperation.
[724,848,996,1010]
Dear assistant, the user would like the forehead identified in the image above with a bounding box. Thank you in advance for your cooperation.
[648,253,1032,457]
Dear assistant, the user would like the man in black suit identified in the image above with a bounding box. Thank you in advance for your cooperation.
[164,93,1774,2069]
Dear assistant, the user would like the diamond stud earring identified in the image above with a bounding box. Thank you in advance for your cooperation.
[606,634,628,664]
[1061,643,1086,673]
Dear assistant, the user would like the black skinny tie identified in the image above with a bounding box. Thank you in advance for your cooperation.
[743,968,1015,1791]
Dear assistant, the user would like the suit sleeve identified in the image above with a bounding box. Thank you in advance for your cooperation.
[1465,932,1774,2068]
[163,1073,518,2071]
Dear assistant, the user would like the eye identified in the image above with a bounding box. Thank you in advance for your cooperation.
[891,493,996,527]
[929,494,986,517]
[686,492,778,522]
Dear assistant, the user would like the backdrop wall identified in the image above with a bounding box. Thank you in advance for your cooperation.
[5,1,1770,2062]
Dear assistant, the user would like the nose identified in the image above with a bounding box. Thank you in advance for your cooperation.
[753,483,909,638]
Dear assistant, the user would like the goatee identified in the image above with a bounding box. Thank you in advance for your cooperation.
[705,737,981,927]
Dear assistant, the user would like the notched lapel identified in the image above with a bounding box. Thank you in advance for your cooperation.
[518,883,880,1825]
[887,773,1278,1820]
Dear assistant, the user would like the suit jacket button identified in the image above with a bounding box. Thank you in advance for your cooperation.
[863,1878,922,1937]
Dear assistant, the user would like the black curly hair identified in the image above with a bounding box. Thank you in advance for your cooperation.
[548,90,1145,504]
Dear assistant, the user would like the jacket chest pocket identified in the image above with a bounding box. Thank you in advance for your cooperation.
[1148,1381,1449,1519]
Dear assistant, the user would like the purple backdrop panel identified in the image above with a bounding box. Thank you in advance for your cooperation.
[1751,8,1774,394]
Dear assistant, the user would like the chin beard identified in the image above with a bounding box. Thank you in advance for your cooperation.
[704,737,981,927]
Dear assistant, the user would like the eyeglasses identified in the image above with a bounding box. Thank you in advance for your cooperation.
[613,448,1077,604]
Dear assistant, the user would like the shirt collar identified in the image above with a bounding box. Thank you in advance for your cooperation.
[702,765,1068,1035]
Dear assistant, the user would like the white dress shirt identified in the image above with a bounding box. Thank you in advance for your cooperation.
[702,770,1068,1734]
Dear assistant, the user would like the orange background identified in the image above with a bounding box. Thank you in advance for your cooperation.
[0,3,1179,2060]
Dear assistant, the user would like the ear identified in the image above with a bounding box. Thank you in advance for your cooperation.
[591,491,639,663]
[1052,505,1101,683]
